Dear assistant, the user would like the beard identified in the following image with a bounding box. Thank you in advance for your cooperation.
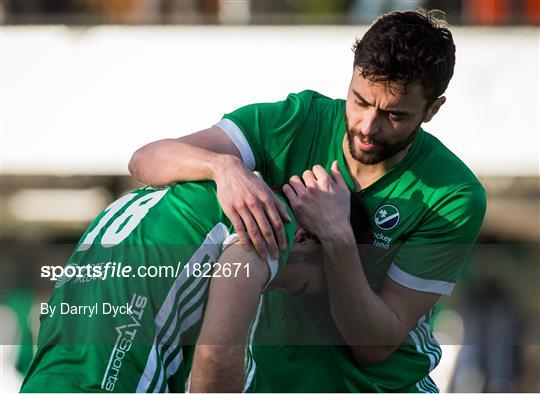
[345,114,422,165]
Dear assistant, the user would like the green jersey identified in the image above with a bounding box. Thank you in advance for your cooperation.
[21,181,295,393]
[216,90,486,392]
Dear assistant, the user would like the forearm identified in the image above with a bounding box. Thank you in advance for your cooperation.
[320,228,405,363]
[190,345,244,392]
[128,139,237,186]
[190,244,269,392]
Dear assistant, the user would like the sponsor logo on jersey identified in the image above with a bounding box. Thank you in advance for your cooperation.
[102,293,148,392]
[374,204,400,231]
[54,262,116,288]
[373,232,393,249]
[54,264,76,288]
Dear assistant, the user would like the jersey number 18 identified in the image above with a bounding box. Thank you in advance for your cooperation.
[77,189,168,251]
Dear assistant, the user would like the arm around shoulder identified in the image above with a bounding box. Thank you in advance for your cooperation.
[128,126,242,186]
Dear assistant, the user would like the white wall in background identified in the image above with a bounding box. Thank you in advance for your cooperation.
[2,26,538,175]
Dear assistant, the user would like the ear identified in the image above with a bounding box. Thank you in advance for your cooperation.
[423,96,446,123]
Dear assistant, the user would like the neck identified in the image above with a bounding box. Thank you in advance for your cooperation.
[342,137,411,191]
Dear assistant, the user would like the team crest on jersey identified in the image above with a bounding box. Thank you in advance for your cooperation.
[374,204,400,231]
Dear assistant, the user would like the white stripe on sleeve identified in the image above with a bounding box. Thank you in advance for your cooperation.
[387,263,455,295]
[215,118,256,170]
[222,233,278,290]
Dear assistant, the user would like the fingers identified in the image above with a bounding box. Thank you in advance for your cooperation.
[225,184,290,259]
[282,183,299,208]
[330,161,347,188]
[311,165,329,187]
[288,175,306,196]
[268,195,289,252]
[236,204,273,260]
[227,210,251,252]
[274,194,292,223]
[256,182,290,255]
[302,170,317,188]
[252,207,279,260]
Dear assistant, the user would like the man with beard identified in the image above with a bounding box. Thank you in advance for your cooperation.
[128,9,486,392]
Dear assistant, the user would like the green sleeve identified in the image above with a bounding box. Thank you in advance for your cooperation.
[389,184,487,295]
[219,91,315,175]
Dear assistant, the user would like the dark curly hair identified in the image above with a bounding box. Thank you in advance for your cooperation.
[353,9,455,103]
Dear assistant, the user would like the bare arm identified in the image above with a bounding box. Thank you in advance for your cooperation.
[320,232,439,364]
[128,126,241,187]
[128,127,291,260]
[284,163,440,364]
[190,243,269,393]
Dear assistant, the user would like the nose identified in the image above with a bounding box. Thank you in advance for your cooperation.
[359,108,379,137]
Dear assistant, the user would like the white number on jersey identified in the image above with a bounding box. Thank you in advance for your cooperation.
[77,189,168,251]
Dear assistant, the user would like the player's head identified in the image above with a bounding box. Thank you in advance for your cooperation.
[346,9,455,165]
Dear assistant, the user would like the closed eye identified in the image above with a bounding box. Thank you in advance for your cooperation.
[389,114,407,121]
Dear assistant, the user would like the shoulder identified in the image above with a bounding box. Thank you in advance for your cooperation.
[294,89,345,113]
[169,181,220,208]
[223,89,343,126]
[277,90,345,133]
[411,131,486,220]
[259,89,343,116]
[417,131,485,193]
[399,130,486,222]
[157,182,224,224]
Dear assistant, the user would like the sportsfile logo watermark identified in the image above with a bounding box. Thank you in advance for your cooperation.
[42,261,184,288]
[43,261,252,288]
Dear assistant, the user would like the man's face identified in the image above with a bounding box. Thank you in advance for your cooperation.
[345,68,443,165]
[290,227,319,254]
